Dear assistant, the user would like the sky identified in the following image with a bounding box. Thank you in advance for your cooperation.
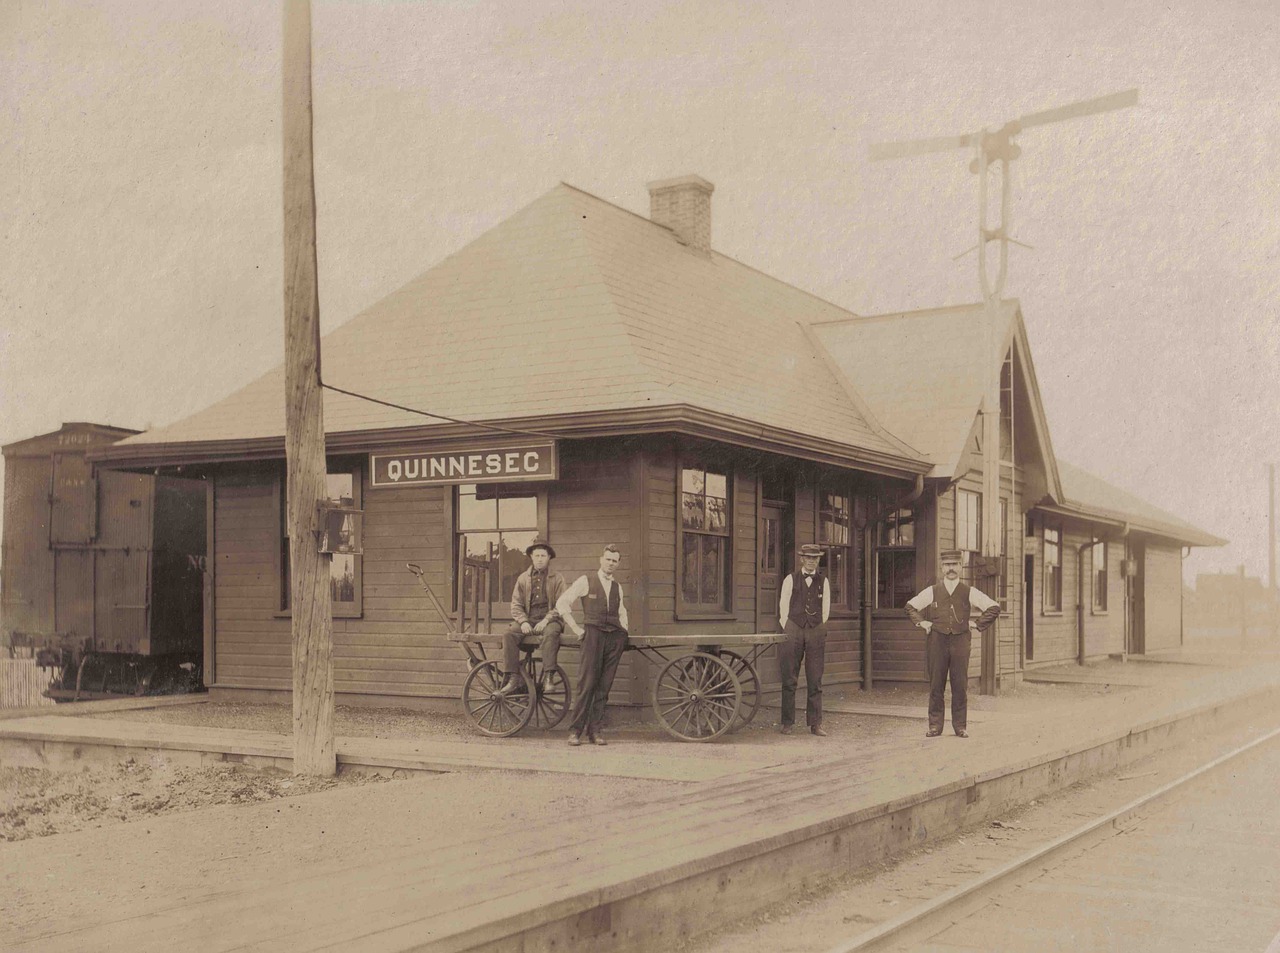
[2,0,1278,585]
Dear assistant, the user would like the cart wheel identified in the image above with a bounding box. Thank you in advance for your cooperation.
[528,660,571,730]
[462,661,534,737]
[652,652,742,742]
[716,650,761,732]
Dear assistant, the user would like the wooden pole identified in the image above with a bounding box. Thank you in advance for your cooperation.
[282,0,335,777]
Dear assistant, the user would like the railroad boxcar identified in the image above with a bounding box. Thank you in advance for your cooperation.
[2,423,207,700]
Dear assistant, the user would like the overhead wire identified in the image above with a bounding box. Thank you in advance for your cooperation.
[319,380,565,440]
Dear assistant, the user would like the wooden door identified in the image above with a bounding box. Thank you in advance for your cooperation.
[758,503,786,632]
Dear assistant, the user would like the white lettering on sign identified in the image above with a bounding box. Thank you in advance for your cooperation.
[370,441,557,488]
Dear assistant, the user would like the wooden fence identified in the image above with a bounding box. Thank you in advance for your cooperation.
[1,657,56,709]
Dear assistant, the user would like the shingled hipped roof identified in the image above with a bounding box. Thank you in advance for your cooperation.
[102,184,926,476]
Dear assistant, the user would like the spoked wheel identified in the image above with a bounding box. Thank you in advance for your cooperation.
[652,652,742,742]
[528,659,571,730]
[462,661,534,737]
[717,650,761,732]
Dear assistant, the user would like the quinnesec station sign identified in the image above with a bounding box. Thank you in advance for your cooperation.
[370,441,557,487]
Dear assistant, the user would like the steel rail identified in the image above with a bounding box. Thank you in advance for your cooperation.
[824,722,1280,953]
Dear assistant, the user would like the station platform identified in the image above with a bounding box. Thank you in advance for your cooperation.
[4,648,1280,953]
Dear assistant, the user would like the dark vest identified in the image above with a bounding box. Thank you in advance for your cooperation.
[788,570,826,629]
[583,573,621,630]
[927,581,972,635]
[528,570,549,616]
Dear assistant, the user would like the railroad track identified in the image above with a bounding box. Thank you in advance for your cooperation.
[822,722,1280,953]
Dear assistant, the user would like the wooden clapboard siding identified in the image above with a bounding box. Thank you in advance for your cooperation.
[547,441,638,706]
[871,615,924,682]
[1080,540,1124,658]
[1143,543,1183,652]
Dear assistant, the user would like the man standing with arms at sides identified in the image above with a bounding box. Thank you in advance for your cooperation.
[777,543,831,737]
[495,536,565,696]
[556,544,629,747]
[906,549,1001,738]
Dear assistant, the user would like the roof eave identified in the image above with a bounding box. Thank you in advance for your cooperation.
[88,405,933,480]
[1036,501,1226,548]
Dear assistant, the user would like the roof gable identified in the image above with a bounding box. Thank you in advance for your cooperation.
[808,301,1060,490]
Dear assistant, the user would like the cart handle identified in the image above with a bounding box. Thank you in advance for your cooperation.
[405,562,457,637]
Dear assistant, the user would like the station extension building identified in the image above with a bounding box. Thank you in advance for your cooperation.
[81,175,1223,709]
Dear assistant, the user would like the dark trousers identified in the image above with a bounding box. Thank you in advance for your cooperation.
[926,629,971,732]
[502,617,563,674]
[569,624,627,734]
[778,620,827,728]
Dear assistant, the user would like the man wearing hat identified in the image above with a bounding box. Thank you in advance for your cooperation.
[777,543,832,736]
[906,550,1001,737]
[496,536,567,696]
[556,544,629,747]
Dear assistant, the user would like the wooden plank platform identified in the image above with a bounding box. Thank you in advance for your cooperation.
[5,659,1280,953]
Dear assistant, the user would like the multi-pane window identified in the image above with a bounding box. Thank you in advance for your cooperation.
[1043,524,1063,612]
[456,484,539,612]
[876,506,916,609]
[818,487,855,609]
[1092,541,1108,611]
[280,465,362,617]
[956,488,982,584]
[680,465,731,611]
[1000,351,1014,463]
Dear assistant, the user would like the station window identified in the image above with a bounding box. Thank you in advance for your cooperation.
[1043,524,1062,612]
[280,464,362,617]
[818,486,857,610]
[955,488,982,585]
[679,464,732,614]
[455,484,543,613]
[1092,541,1108,612]
[875,506,916,610]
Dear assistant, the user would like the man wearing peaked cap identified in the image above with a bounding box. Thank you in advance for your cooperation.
[777,543,832,737]
[906,549,1001,738]
[496,536,567,697]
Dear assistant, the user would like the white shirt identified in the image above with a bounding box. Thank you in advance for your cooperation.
[778,572,831,630]
[556,570,629,637]
[906,581,998,630]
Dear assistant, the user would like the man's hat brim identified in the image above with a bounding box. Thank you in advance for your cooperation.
[525,539,556,558]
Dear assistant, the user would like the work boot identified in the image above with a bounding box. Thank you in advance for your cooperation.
[540,672,557,693]
[810,725,828,737]
[568,731,582,746]
[589,731,607,746]
[495,674,525,696]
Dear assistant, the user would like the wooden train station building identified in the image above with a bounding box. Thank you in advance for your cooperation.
[77,175,1222,708]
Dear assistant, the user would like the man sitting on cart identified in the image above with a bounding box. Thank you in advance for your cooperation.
[495,536,567,696]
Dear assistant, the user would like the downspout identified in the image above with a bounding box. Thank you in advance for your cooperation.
[863,473,925,689]
[1120,522,1131,656]
[1076,536,1096,666]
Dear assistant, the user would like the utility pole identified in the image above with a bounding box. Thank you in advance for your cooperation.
[1270,463,1276,642]
[282,0,335,777]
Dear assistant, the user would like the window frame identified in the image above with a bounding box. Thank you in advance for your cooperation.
[453,482,548,619]
[874,504,917,610]
[277,461,364,619]
[955,487,982,586]
[1042,522,1063,614]
[1091,540,1109,614]
[817,482,861,613]
[676,459,734,619]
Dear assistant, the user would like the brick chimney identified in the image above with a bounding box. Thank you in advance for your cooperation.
[647,175,714,255]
